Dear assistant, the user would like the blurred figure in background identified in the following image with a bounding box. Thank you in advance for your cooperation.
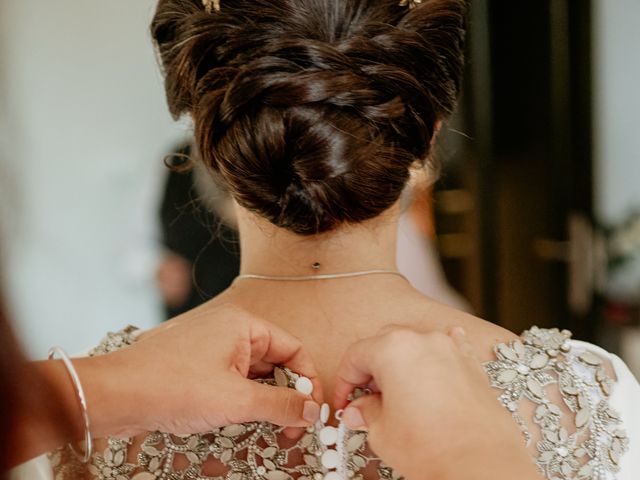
[397,174,472,311]
[157,143,240,317]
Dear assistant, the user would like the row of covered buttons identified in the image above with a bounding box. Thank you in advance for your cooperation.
[294,375,345,480]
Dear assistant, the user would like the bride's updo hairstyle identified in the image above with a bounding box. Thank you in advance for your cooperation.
[151,0,466,235]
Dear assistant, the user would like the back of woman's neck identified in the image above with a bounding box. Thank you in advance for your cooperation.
[235,204,401,277]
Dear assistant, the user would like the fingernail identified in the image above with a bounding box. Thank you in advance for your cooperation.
[303,401,320,424]
[343,406,367,431]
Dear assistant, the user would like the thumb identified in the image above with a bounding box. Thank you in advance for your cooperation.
[342,394,382,431]
[238,381,321,427]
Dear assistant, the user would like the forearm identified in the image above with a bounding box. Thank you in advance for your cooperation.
[417,432,543,480]
[398,447,542,480]
[7,355,130,468]
[445,451,543,480]
[8,360,82,468]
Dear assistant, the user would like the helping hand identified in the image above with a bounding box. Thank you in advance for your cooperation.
[333,326,542,480]
[76,304,323,438]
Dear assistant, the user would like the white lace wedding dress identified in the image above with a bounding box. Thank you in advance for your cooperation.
[11,326,640,480]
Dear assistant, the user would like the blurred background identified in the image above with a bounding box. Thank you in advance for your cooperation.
[0,0,639,377]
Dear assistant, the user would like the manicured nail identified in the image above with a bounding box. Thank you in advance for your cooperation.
[303,401,320,423]
[343,406,367,431]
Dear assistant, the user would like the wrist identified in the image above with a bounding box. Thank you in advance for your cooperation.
[15,359,86,464]
[31,360,84,442]
[72,354,143,438]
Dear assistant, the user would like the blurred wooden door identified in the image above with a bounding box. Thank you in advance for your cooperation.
[435,0,597,340]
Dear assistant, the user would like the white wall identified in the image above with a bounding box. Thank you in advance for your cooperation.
[593,1,640,374]
[593,0,640,224]
[593,0,640,301]
[0,1,187,357]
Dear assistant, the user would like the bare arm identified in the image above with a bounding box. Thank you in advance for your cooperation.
[8,304,322,468]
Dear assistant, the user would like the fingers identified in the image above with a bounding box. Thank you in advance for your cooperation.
[247,360,274,379]
[248,318,323,402]
[236,380,321,427]
[333,337,383,409]
[334,326,475,409]
[342,394,382,431]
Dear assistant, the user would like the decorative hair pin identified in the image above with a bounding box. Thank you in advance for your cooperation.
[399,0,423,7]
[203,0,421,13]
[202,0,221,13]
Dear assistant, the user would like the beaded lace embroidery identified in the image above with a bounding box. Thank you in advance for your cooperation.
[50,326,629,480]
[484,326,629,479]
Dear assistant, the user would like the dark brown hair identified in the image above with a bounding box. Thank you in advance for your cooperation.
[152,0,466,235]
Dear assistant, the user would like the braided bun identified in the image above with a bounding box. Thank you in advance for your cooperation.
[152,0,466,235]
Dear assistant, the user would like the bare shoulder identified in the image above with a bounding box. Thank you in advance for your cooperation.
[399,293,520,363]
[403,294,619,380]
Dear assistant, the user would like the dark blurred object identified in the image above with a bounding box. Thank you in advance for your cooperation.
[159,144,240,318]
[603,301,640,328]
[436,0,596,340]
[0,296,23,473]
[156,253,193,310]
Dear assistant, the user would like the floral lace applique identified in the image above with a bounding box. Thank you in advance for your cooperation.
[484,326,629,480]
[50,326,396,480]
[86,325,139,356]
[51,326,629,480]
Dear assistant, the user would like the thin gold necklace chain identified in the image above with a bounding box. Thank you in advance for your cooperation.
[234,269,408,282]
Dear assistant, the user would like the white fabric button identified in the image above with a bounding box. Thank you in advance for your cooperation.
[295,377,313,396]
[319,426,338,446]
[320,403,331,424]
[321,449,340,469]
[323,472,341,480]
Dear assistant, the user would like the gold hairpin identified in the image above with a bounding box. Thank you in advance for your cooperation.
[202,0,220,13]
[399,0,423,8]
[203,0,420,14]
